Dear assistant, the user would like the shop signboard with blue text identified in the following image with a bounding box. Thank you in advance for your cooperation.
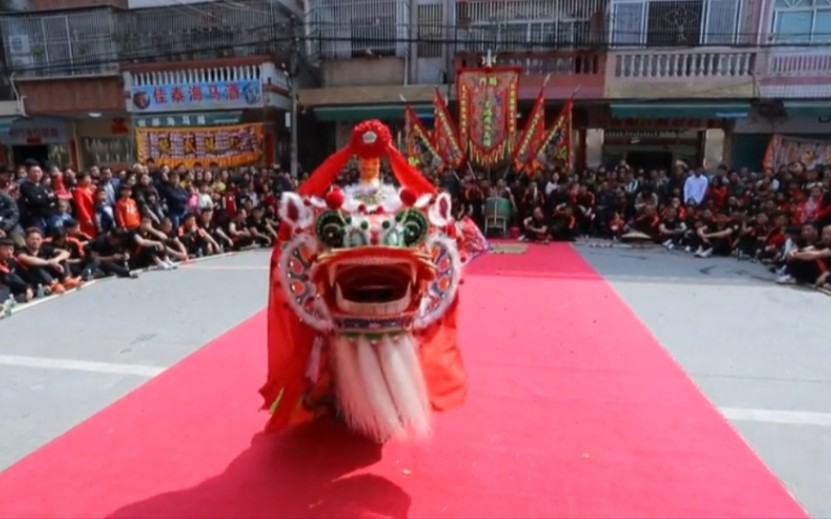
[129,80,263,113]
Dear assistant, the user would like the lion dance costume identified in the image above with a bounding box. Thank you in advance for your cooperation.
[261,120,486,443]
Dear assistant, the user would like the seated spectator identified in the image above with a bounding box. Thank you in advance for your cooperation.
[658,208,687,249]
[86,229,137,279]
[521,206,549,243]
[246,206,276,247]
[735,212,768,259]
[158,217,189,263]
[630,205,660,239]
[0,237,33,303]
[48,227,94,281]
[550,204,578,242]
[777,223,829,286]
[15,227,82,294]
[226,209,255,250]
[199,208,233,252]
[179,213,220,257]
[131,217,177,271]
[693,214,736,258]
[608,211,626,240]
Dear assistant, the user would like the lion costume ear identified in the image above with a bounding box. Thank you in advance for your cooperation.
[279,192,314,230]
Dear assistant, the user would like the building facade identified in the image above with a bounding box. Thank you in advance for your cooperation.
[302,0,831,171]
[0,0,304,169]
[2,0,831,170]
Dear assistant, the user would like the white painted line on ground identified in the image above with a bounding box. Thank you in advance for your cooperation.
[720,406,831,427]
[181,265,268,271]
[0,354,165,377]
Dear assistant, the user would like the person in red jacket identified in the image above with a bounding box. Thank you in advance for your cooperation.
[72,172,97,237]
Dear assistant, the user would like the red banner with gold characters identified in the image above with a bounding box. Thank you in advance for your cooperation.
[404,105,442,168]
[531,98,573,172]
[456,67,520,167]
[432,89,465,169]
[135,123,264,168]
[512,86,546,172]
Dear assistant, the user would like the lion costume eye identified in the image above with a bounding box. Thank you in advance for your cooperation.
[315,211,346,249]
[398,210,428,247]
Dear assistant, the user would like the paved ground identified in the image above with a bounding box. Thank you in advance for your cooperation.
[0,250,270,471]
[579,243,831,518]
[1,244,829,517]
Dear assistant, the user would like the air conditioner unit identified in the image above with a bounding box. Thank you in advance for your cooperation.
[8,35,31,55]
[11,55,33,68]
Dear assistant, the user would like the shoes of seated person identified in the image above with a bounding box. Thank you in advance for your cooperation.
[775,274,795,284]
[49,282,66,295]
[63,277,83,289]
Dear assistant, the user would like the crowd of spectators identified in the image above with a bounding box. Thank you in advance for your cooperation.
[4,155,831,311]
[0,160,296,310]
[440,160,831,290]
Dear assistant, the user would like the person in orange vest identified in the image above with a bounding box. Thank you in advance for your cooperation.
[114,185,141,232]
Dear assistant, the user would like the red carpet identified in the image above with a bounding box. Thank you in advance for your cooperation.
[0,244,807,519]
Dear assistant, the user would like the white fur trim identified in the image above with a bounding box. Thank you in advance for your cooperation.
[427,192,453,228]
[277,233,333,332]
[414,234,462,329]
[332,333,431,443]
[414,193,433,209]
[279,192,314,230]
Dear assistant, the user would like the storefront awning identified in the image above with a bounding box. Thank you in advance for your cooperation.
[133,112,243,128]
[784,101,831,118]
[314,104,433,122]
[0,116,19,135]
[610,103,750,120]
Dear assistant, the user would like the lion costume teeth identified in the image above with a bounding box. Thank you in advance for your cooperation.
[261,120,483,443]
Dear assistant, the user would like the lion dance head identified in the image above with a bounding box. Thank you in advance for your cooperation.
[272,120,467,442]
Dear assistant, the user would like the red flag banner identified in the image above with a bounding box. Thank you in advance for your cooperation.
[456,67,520,167]
[512,87,546,172]
[404,104,442,168]
[531,98,573,171]
[433,89,465,169]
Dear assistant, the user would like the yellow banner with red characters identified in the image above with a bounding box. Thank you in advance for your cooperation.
[135,123,264,168]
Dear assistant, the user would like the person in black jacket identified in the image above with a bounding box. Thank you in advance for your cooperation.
[0,173,23,247]
[17,163,59,232]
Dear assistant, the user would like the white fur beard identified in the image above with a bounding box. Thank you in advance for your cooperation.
[331,333,432,443]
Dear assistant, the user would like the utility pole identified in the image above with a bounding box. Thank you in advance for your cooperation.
[288,16,300,179]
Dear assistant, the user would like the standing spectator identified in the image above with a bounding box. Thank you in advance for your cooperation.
[0,173,23,247]
[72,172,97,237]
[114,185,141,231]
[683,168,709,207]
[94,188,115,234]
[160,171,189,229]
[18,163,59,232]
[97,166,118,208]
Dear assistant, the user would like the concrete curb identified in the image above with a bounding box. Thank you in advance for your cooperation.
[0,250,245,320]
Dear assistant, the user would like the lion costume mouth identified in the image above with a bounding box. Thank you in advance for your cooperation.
[313,247,437,321]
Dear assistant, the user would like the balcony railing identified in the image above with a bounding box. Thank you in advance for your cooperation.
[759,47,831,98]
[607,48,758,98]
[455,51,603,77]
